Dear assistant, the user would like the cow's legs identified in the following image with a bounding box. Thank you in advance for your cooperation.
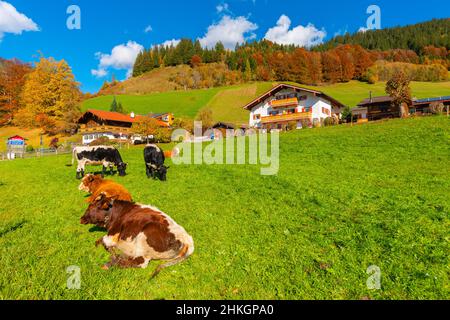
[76,162,85,179]
[102,166,106,178]
[146,165,151,178]
[114,256,146,269]
[101,254,145,270]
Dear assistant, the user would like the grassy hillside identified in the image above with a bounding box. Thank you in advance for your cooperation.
[0,116,448,299]
[98,65,191,95]
[83,80,450,124]
[83,87,222,119]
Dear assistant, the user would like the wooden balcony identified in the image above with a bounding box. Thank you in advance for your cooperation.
[270,97,299,108]
[261,112,312,124]
[79,125,133,134]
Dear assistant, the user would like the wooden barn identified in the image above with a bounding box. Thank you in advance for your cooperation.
[355,94,450,121]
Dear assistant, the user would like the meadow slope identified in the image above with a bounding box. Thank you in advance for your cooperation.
[83,81,450,124]
[0,116,448,299]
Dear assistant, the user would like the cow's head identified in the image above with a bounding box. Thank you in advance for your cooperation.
[117,162,127,176]
[158,165,169,181]
[80,193,114,227]
[78,174,103,193]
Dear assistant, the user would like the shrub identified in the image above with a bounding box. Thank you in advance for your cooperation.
[25,145,34,152]
[299,119,310,129]
[324,116,338,127]
[89,136,115,146]
[341,106,353,123]
[429,102,445,115]
[287,121,297,131]
[154,128,172,143]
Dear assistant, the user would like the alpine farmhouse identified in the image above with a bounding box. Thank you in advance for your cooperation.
[77,110,172,145]
[243,83,345,130]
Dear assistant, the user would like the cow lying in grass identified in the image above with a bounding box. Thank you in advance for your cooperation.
[78,174,133,203]
[80,193,194,278]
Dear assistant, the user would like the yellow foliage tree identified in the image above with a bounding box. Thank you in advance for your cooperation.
[132,117,161,142]
[16,57,81,130]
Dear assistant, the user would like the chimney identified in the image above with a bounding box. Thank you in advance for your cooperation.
[369,91,373,103]
[130,112,135,119]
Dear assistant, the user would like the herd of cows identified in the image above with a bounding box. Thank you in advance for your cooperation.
[71,144,171,181]
[72,144,193,278]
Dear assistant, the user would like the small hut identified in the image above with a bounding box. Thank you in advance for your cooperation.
[6,135,26,159]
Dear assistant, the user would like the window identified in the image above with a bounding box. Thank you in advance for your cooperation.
[305,107,311,112]
[322,107,331,115]
[298,95,307,101]
[253,114,261,120]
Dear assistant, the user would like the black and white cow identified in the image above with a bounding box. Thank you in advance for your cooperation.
[72,146,127,179]
[144,144,169,181]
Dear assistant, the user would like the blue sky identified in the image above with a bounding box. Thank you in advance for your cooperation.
[0,0,448,93]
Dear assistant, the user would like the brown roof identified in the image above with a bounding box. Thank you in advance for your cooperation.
[82,110,169,127]
[243,83,346,110]
[357,96,393,107]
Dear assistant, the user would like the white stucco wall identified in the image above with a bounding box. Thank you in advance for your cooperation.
[249,88,334,128]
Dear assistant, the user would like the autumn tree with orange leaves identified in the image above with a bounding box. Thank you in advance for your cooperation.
[14,57,81,133]
[0,59,32,125]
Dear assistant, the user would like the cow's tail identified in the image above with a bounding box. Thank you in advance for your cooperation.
[66,147,77,167]
[151,243,193,279]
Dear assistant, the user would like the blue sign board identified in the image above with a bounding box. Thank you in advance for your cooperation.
[8,140,25,146]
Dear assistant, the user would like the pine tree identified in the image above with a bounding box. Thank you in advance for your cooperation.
[110,96,118,112]
[116,102,124,114]
[244,59,252,81]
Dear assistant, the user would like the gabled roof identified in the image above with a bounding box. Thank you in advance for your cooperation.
[8,135,26,141]
[413,96,450,106]
[85,109,136,123]
[80,110,170,127]
[358,95,450,107]
[243,83,346,110]
[213,122,248,130]
[357,96,393,107]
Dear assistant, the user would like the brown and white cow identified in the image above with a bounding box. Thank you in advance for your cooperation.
[78,174,133,203]
[80,194,194,278]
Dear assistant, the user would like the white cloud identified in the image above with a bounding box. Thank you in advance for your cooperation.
[358,26,369,33]
[91,41,144,78]
[91,68,107,78]
[198,15,258,50]
[0,1,39,40]
[144,25,153,33]
[264,15,326,47]
[160,38,181,47]
[216,3,230,14]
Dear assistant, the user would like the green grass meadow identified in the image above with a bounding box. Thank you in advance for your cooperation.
[82,81,450,125]
[0,116,449,299]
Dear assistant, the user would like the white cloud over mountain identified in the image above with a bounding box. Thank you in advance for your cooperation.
[198,15,258,49]
[91,41,144,78]
[0,1,39,41]
[264,15,326,47]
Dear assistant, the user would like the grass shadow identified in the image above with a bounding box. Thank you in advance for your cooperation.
[0,220,27,238]
[89,226,106,233]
